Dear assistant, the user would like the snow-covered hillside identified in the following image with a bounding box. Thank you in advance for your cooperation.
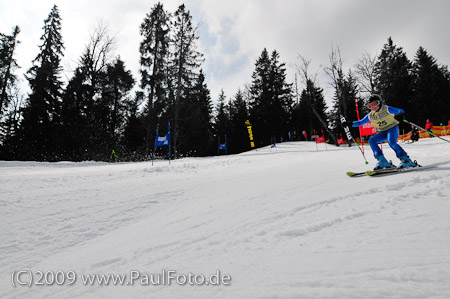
[2,139,450,299]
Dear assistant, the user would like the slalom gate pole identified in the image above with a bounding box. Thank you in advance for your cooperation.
[350,135,369,164]
[340,115,369,165]
[403,119,450,144]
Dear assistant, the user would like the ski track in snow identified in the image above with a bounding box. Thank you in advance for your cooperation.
[1,139,450,298]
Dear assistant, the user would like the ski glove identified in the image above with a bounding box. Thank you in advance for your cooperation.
[394,113,405,122]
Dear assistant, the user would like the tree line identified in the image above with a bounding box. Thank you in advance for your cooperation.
[1,3,449,161]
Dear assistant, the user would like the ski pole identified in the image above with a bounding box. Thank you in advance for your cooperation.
[403,119,450,144]
[340,115,369,164]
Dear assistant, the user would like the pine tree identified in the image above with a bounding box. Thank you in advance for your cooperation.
[214,90,230,142]
[374,37,413,109]
[18,5,65,160]
[269,50,294,142]
[178,70,213,156]
[328,71,362,142]
[60,67,90,160]
[249,48,271,146]
[249,49,293,146]
[122,91,146,158]
[169,4,204,158]
[228,88,249,153]
[100,57,135,147]
[300,79,329,140]
[139,2,171,153]
[411,47,450,124]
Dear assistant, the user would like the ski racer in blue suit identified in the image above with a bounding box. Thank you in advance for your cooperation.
[351,94,417,169]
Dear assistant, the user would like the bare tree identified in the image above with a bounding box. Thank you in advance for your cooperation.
[295,55,337,145]
[0,86,23,142]
[324,45,344,92]
[355,50,377,96]
[79,20,116,102]
[0,26,20,115]
[324,45,348,122]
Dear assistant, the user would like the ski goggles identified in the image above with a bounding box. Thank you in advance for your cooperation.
[367,100,380,109]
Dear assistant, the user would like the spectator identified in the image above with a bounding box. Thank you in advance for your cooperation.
[410,125,419,143]
[425,119,433,137]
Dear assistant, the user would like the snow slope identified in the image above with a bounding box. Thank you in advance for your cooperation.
[1,138,450,298]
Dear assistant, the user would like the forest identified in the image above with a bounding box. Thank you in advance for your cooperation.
[1,3,450,161]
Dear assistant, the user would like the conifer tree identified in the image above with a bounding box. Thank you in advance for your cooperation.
[300,79,329,139]
[122,91,146,158]
[228,88,249,153]
[328,71,361,142]
[214,90,230,141]
[169,4,204,158]
[139,2,171,152]
[100,57,135,147]
[249,48,271,146]
[411,47,450,124]
[60,67,90,160]
[269,50,294,141]
[374,37,413,109]
[249,49,293,146]
[19,5,64,160]
[178,70,213,156]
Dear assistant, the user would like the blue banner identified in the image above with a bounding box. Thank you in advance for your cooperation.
[154,133,170,147]
[152,121,171,165]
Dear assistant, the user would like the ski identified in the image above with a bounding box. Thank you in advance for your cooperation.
[346,162,435,177]
[365,164,435,177]
[346,171,368,177]
[346,166,397,177]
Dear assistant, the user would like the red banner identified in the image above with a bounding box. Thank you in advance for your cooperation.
[359,121,377,136]
[315,128,326,143]
[315,136,325,143]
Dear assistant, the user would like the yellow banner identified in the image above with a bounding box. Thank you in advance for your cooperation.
[399,126,450,141]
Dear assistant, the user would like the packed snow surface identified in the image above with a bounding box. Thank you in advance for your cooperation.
[1,138,450,298]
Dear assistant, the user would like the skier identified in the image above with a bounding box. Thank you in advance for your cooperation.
[349,94,417,169]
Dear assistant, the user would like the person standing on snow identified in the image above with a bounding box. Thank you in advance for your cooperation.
[350,94,417,169]
[425,119,434,137]
[410,125,419,143]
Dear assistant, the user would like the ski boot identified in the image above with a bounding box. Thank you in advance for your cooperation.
[374,155,394,170]
[398,155,417,168]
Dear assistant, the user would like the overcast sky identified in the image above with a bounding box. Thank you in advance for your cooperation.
[2,0,450,107]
